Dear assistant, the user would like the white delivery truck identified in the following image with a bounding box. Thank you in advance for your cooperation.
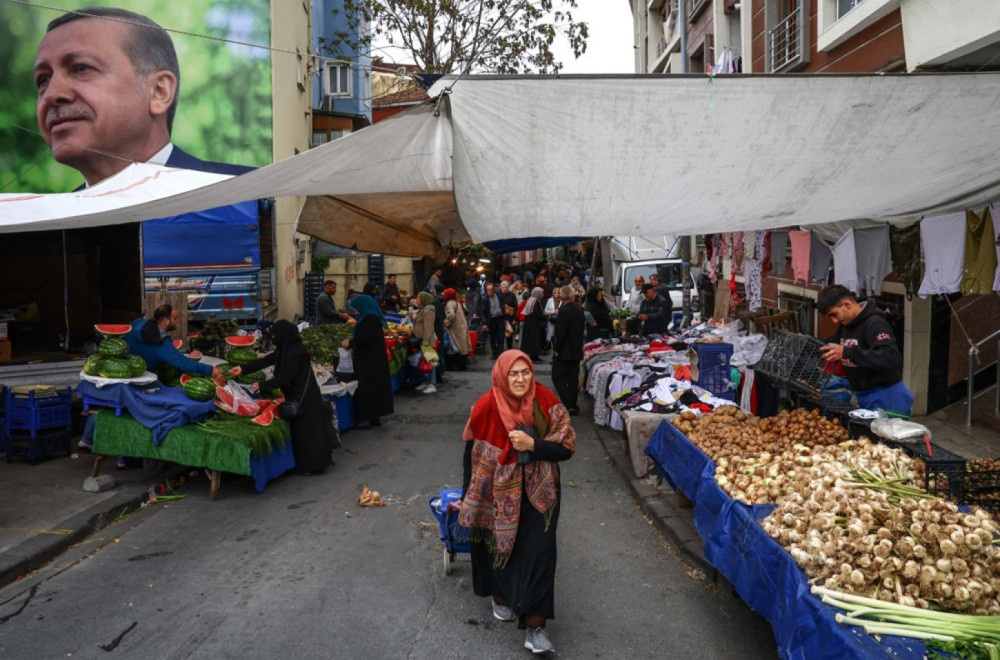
[601,236,700,319]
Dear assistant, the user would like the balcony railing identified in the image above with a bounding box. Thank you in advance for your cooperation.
[769,6,802,72]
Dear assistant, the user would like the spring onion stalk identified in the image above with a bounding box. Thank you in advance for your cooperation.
[815,585,1000,649]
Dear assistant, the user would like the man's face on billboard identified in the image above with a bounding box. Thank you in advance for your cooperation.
[34,18,174,184]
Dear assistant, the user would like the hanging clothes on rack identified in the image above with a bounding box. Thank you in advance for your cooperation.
[788,230,811,285]
[831,229,859,294]
[889,222,922,300]
[713,47,737,74]
[961,206,998,295]
[854,225,893,296]
[917,212,966,298]
[770,230,788,275]
[809,231,833,285]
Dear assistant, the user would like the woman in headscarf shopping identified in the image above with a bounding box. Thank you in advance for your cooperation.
[343,294,394,429]
[442,288,471,371]
[518,287,546,362]
[411,291,439,394]
[459,350,576,655]
[584,286,614,340]
[230,320,335,474]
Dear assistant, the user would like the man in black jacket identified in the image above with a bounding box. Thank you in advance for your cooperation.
[818,285,913,416]
[473,282,506,359]
[551,285,586,415]
[636,284,672,335]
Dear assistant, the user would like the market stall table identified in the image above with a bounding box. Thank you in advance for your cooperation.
[644,420,928,660]
[92,410,294,500]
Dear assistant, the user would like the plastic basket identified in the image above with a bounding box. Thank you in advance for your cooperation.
[4,387,73,435]
[752,330,830,396]
[873,437,967,501]
[5,428,72,465]
[961,468,1000,513]
[694,343,735,400]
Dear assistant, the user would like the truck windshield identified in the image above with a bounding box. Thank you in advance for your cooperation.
[623,263,685,288]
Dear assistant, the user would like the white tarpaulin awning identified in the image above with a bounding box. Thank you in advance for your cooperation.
[1,73,998,256]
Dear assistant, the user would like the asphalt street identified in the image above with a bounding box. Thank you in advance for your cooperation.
[0,363,779,659]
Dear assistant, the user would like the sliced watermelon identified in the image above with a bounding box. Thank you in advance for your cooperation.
[173,339,183,350]
[215,384,235,408]
[252,409,275,426]
[234,399,260,417]
[257,399,275,413]
[95,323,132,336]
[225,335,257,347]
[179,374,192,386]
[215,399,235,414]
[187,350,203,360]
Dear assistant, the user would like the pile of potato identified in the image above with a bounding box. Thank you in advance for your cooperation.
[672,406,849,463]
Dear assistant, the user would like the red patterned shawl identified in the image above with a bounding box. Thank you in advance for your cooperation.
[458,382,576,566]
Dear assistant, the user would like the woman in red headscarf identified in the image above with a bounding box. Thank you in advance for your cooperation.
[459,350,576,655]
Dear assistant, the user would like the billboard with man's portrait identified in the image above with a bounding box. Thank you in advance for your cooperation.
[0,0,273,193]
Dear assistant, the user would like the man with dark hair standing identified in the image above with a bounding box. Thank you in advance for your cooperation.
[123,304,223,381]
[636,284,671,335]
[817,285,913,417]
[316,280,351,324]
[383,274,401,312]
[35,7,251,186]
[551,285,585,415]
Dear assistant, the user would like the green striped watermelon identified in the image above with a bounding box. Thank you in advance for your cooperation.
[183,377,216,401]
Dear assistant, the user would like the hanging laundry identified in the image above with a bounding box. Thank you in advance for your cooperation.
[713,48,737,74]
[961,206,999,295]
[788,230,811,285]
[744,255,763,312]
[992,204,1000,293]
[831,230,859,294]
[854,225,893,296]
[889,222,922,300]
[761,230,772,281]
[742,230,757,261]
[810,231,833,285]
[732,231,745,271]
[917,212,966,298]
[770,230,788,275]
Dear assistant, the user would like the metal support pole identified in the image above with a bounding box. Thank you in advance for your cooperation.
[967,347,976,427]
[681,236,691,327]
[679,0,688,74]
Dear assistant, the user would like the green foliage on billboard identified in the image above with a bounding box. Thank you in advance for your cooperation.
[0,0,272,193]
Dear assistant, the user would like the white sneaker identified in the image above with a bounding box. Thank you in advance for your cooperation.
[414,382,429,392]
[524,627,554,654]
[421,384,437,394]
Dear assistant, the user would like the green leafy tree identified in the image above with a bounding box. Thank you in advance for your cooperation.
[326,0,588,74]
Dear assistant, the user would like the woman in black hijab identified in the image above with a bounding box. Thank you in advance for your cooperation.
[584,286,614,340]
[231,320,336,474]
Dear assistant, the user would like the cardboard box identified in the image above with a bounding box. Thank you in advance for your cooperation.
[0,340,10,362]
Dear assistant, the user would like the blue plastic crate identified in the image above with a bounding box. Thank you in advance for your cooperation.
[4,388,73,436]
[695,342,735,400]
[334,394,354,432]
[5,428,72,465]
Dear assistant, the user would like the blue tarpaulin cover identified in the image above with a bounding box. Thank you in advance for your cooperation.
[77,380,216,445]
[645,420,926,660]
[142,200,259,272]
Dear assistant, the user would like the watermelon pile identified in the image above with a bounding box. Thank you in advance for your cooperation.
[82,334,147,379]
[214,382,261,417]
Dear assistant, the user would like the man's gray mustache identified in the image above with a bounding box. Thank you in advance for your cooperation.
[46,106,94,125]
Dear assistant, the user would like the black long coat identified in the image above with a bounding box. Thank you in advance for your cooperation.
[519,301,546,360]
[348,315,394,422]
[243,322,334,473]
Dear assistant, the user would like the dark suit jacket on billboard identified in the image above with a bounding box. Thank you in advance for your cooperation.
[165,146,254,176]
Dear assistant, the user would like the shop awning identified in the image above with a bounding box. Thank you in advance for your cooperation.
[1,73,998,257]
